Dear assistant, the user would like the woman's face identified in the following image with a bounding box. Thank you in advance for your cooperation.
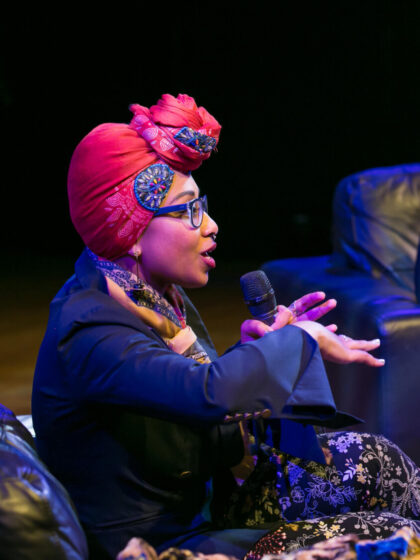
[136,171,218,294]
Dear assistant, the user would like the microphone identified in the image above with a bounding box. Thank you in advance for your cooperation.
[240,270,278,325]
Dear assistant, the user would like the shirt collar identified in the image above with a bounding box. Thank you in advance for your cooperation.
[74,248,109,293]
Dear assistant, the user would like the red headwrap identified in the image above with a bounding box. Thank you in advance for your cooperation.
[68,93,221,260]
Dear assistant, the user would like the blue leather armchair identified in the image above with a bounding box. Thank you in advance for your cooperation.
[0,404,88,558]
[262,164,420,465]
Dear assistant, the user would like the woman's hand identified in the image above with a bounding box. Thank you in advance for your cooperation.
[240,291,338,343]
[293,320,385,367]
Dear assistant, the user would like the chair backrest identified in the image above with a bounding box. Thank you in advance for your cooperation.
[332,163,420,291]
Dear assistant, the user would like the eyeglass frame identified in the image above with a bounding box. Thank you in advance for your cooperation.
[154,195,208,229]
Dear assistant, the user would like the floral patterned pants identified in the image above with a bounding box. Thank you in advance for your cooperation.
[222,432,420,558]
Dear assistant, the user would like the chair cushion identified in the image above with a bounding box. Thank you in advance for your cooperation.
[332,163,420,291]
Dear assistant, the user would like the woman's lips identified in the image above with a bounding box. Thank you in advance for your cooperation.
[201,252,216,268]
[201,244,216,268]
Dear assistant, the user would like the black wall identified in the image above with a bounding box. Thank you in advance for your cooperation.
[2,4,420,264]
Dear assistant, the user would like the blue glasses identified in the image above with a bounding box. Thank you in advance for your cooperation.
[154,195,208,228]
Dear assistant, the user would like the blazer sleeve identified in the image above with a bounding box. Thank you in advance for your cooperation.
[56,288,337,426]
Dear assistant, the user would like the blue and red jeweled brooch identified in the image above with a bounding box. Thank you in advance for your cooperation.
[133,163,174,211]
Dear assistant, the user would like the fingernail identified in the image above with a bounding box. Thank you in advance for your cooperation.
[378,359,385,364]
[374,339,380,345]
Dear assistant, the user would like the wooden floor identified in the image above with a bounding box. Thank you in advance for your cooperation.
[0,254,259,414]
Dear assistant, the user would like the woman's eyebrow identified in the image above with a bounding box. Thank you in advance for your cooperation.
[168,190,198,204]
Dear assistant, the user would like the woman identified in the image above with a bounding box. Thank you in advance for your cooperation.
[32,93,419,560]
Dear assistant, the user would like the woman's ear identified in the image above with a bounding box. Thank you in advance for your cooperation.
[128,239,142,258]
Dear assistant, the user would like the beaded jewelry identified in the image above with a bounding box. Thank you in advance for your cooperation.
[133,164,174,211]
[174,127,217,154]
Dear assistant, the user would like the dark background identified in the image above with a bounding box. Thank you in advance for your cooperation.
[2,4,420,268]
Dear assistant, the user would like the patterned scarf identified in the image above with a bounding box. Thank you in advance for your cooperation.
[87,248,210,363]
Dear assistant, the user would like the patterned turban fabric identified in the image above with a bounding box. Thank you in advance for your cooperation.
[67,94,221,260]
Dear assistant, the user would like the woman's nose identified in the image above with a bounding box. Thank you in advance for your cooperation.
[202,211,218,237]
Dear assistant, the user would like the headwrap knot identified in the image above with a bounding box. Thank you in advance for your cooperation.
[129,93,221,172]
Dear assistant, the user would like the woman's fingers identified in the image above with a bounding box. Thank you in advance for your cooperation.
[296,299,337,322]
[340,337,384,366]
[240,319,272,343]
[335,335,384,366]
[289,291,326,317]
[288,292,337,323]
[348,349,385,367]
[339,336,381,351]
[272,305,294,329]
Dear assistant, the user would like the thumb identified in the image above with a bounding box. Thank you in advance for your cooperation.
[272,305,294,329]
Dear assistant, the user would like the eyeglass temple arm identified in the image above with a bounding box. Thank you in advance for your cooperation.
[154,195,206,216]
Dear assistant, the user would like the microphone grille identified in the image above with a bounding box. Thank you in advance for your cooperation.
[240,270,273,303]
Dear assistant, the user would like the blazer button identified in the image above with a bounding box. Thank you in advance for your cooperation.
[262,409,271,418]
[179,470,192,479]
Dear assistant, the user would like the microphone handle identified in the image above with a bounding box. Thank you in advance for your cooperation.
[254,307,277,325]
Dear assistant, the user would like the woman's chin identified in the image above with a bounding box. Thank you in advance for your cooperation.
[179,273,210,289]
